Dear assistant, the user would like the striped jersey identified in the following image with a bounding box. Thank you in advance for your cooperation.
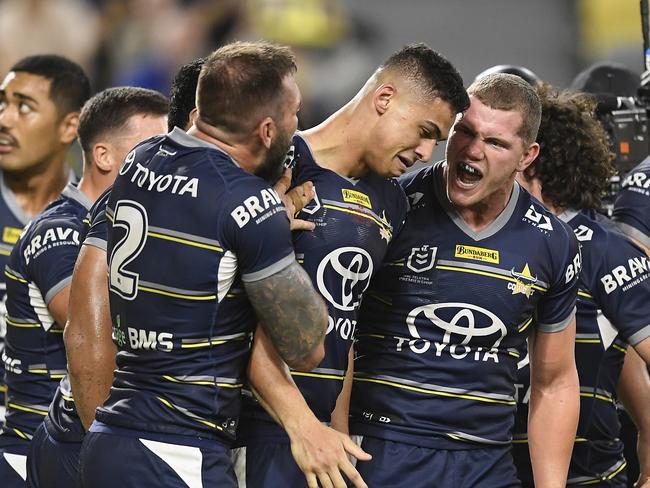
[1,184,90,442]
[350,162,580,449]
[238,133,408,442]
[613,156,650,249]
[94,128,294,444]
[513,209,650,485]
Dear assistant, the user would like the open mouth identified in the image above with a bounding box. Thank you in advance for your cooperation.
[456,161,482,185]
[0,134,16,153]
[397,156,412,169]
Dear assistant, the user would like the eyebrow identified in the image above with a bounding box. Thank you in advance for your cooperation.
[13,92,39,105]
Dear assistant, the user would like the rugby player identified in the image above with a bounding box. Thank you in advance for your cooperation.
[65,57,206,433]
[0,55,90,425]
[513,86,650,487]
[9,87,167,488]
[235,44,469,488]
[77,42,328,487]
[350,73,581,487]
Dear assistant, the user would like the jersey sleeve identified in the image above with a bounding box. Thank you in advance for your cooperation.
[83,188,111,251]
[25,218,82,305]
[535,222,581,333]
[220,178,295,282]
[613,162,650,249]
[589,232,650,346]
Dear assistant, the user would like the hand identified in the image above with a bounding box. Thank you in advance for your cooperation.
[288,418,372,488]
[273,168,316,231]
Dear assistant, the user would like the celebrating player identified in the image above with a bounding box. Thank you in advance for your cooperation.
[350,73,581,487]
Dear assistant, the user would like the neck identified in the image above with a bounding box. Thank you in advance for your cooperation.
[188,121,262,174]
[301,96,371,178]
[76,167,116,204]
[4,154,69,218]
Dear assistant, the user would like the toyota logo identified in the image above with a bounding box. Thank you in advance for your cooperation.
[406,302,507,348]
[316,247,373,311]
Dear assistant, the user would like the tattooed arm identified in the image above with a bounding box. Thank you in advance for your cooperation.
[245,260,327,371]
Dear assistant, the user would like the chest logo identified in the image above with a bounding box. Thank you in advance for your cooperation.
[342,189,372,209]
[509,264,537,298]
[2,226,22,244]
[316,246,373,311]
[524,205,553,231]
[454,245,499,264]
[406,245,437,273]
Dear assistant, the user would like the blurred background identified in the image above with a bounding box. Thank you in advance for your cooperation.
[0,0,643,160]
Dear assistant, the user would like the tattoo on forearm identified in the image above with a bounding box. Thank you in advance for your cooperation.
[245,262,326,368]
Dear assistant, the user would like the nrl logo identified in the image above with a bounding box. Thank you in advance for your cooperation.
[406,245,437,273]
[509,263,537,298]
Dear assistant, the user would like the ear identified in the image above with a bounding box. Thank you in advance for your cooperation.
[372,84,395,115]
[186,108,198,129]
[91,142,113,173]
[516,142,540,173]
[256,116,275,150]
[58,112,80,145]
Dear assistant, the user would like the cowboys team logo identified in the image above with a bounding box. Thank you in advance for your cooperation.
[316,247,373,311]
[406,302,507,349]
[509,263,538,298]
[406,245,437,273]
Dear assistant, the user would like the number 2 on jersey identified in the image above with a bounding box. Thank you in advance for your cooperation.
[109,200,148,300]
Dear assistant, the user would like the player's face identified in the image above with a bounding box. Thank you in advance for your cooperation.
[0,72,69,173]
[445,96,537,212]
[259,75,301,183]
[106,113,168,169]
[368,93,456,177]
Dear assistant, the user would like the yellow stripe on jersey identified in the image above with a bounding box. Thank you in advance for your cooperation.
[5,317,39,328]
[291,371,345,381]
[518,317,533,333]
[0,249,10,256]
[578,290,594,299]
[156,396,223,431]
[435,265,547,292]
[579,391,615,404]
[162,375,242,388]
[137,285,216,301]
[147,231,224,252]
[4,270,27,283]
[356,333,386,340]
[612,343,627,354]
[575,338,600,344]
[322,204,390,231]
[8,402,48,416]
[353,376,516,405]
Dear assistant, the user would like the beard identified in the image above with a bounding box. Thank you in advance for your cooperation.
[256,128,293,184]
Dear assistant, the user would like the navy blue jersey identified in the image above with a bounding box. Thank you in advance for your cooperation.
[350,162,580,449]
[1,184,90,442]
[238,133,408,441]
[0,173,32,409]
[82,187,111,252]
[613,156,650,249]
[95,128,294,444]
[513,209,650,485]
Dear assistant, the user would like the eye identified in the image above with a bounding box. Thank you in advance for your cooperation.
[18,102,32,114]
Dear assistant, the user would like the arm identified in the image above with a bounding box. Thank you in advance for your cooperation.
[48,286,70,329]
[618,346,650,487]
[244,260,327,371]
[330,347,354,434]
[63,245,115,430]
[528,318,580,488]
[248,326,370,488]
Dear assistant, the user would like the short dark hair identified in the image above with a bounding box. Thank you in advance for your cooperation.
[77,87,169,159]
[379,43,469,114]
[526,84,614,210]
[168,57,205,132]
[468,73,541,145]
[10,54,91,116]
[197,41,297,135]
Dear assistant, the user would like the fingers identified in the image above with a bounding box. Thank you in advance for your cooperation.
[291,219,316,231]
[287,181,315,213]
[340,459,368,488]
[306,472,319,488]
[328,466,351,488]
[273,167,292,195]
[317,472,335,488]
[342,435,372,461]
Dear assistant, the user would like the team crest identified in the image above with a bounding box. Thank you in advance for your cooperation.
[509,263,537,298]
[406,245,437,273]
[378,210,393,243]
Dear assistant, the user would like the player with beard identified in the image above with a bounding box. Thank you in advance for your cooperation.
[350,73,581,487]
[234,44,469,488]
[512,86,650,488]
[0,55,90,425]
[77,41,327,488]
